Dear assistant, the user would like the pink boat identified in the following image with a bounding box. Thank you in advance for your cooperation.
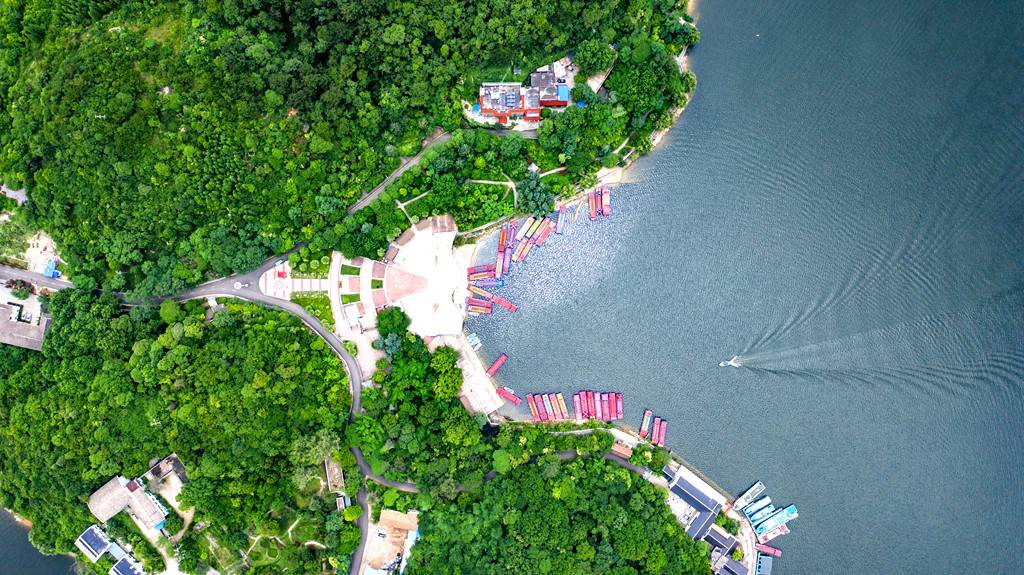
[595,392,603,420]
[496,387,521,405]
[601,186,611,217]
[615,393,623,420]
[573,393,581,420]
[485,354,507,377]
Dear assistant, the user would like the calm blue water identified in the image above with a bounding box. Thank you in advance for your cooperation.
[0,511,75,574]
[470,0,1024,573]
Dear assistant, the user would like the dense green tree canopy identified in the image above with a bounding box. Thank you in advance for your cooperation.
[407,457,711,575]
[0,291,350,567]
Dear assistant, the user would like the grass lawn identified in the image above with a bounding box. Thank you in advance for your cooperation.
[248,537,283,567]
[340,264,361,275]
[203,534,244,575]
[371,279,383,289]
[341,293,360,305]
[290,293,334,331]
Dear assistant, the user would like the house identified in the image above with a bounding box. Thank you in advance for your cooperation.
[88,476,168,531]
[110,556,146,575]
[478,83,534,125]
[610,441,633,459]
[335,494,352,512]
[363,509,420,575]
[75,524,128,565]
[324,457,345,493]
[705,525,738,555]
[0,303,49,351]
[75,525,113,562]
[668,474,721,539]
[145,453,187,484]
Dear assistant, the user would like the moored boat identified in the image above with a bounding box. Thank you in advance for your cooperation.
[602,394,611,420]
[556,393,569,420]
[542,394,555,420]
[602,185,611,216]
[555,207,566,234]
[526,394,539,421]
[743,496,772,518]
[496,387,521,405]
[516,217,534,240]
[656,419,667,446]
[485,354,508,377]
[748,504,777,526]
[754,544,782,558]
[756,524,790,544]
[733,481,766,512]
[615,393,623,420]
[639,409,653,438]
[588,192,598,220]
[595,392,604,420]
[573,393,581,420]
[651,416,662,441]
[754,505,798,536]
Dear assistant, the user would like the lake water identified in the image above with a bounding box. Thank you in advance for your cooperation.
[0,511,75,574]
[469,0,1024,573]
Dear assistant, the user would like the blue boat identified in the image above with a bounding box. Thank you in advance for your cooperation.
[743,496,771,518]
[748,504,777,526]
[473,279,505,288]
[754,505,798,535]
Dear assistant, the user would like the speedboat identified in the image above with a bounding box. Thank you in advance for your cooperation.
[719,356,742,367]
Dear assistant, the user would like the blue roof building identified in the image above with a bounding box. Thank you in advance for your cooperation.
[670,475,722,539]
[704,525,739,555]
[110,556,146,575]
[74,525,112,563]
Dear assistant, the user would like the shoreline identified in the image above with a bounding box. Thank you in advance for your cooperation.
[3,506,32,528]
[460,4,759,567]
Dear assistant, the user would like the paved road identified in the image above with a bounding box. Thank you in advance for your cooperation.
[0,264,74,291]
[352,447,420,493]
[347,131,452,214]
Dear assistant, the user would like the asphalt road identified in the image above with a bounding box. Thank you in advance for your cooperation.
[0,264,73,291]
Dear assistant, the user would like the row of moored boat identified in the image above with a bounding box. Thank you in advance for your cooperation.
[730,481,800,573]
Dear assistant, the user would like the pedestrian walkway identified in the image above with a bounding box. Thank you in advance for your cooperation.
[258,262,329,300]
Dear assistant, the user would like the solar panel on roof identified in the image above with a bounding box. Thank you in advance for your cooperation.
[111,557,146,575]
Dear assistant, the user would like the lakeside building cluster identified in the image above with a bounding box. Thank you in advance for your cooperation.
[474,59,576,125]
[74,455,187,575]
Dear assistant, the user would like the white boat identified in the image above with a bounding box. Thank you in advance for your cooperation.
[719,356,742,367]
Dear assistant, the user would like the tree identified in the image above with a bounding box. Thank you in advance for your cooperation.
[575,39,617,77]
[517,173,554,215]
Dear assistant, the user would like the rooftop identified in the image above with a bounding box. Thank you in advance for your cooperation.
[0,303,49,351]
[74,525,111,563]
[87,475,168,530]
[110,556,146,575]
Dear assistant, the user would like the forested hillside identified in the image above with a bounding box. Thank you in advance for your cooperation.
[0,292,352,572]
[407,457,711,575]
[0,0,697,294]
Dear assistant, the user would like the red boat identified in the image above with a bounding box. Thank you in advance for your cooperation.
[536,396,549,421]
[588,192,598,220]
[602,186,611,217]
[595,189,604,216]
[491,295,518,313]
[594,392,603,420]
[602,394,611,420]
[467,264,495,274]
[496,387,521,405]
[588,391,597,419]
[485,353,507,377]
[498,225,507,252]
[615,393,623,420]
[639,409,653,438]
[535,223,554,246]
[755,544,782,558]
[526,394,539,421]
[652,417,662,442]
[573,393,581,420]
[466,297,492,307]
[656,420,668,447]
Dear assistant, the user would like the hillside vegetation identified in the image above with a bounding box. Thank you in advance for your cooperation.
[0,0,697,293]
